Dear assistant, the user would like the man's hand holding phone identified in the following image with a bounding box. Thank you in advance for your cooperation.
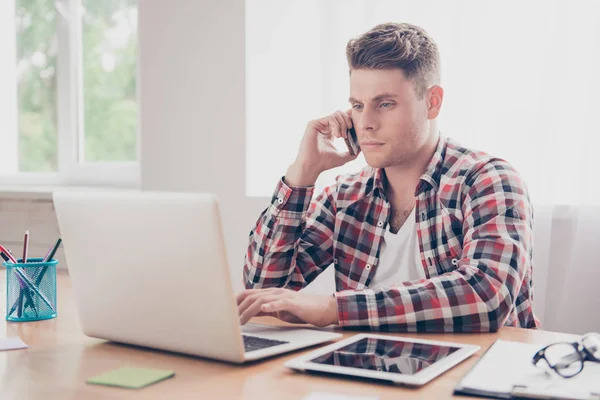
[285,110,360,187]
[344,126,360,156]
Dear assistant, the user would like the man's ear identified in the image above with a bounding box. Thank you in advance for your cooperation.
[427,85,444,119]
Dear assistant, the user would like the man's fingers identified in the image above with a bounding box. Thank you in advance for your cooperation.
[333,149,360,163]
[328,116,341,139]
[236,290,250,306]
[313,117,332,136]
[239,294,281,325]
[332,112,348,139]
[238,293,262,319]
[262,297,295,313]
[237,287,281,305]
[256,310,277,318]
[237,288,279,316]
[236,289,265,305]
[337,110,353,136]
[345,109,354,130]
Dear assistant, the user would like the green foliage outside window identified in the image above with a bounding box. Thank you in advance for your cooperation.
[15,0,137,172]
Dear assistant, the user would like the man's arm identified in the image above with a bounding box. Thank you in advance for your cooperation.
[243,110,357,291]
[334,161,533,332]
[243,178,338,290]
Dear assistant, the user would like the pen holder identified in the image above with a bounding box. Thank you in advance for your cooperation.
[3,258,58,322]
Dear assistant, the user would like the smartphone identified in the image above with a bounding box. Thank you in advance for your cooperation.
[343,126,360,156]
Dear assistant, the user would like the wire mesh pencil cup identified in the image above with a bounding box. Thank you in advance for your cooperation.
[4,257,58,322]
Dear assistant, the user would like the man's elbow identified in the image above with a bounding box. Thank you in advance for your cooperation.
[484,301,512,332]
[461,298,512,333]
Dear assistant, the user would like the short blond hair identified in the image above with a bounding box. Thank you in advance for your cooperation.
[346,22,441,99]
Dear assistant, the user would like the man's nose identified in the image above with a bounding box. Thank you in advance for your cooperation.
[358,109,377,132]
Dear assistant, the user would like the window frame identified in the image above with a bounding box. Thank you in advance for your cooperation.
[0,0,140,188]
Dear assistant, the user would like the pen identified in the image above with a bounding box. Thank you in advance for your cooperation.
[17,230,31,316]
[2,250,27,317]
[0,245,17,263]
[43,237,62,262]
[22,230,29,263]
[3,252,36,318]
[35,237,62,286]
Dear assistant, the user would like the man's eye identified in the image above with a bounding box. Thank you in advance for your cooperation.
[352,104,363,110]
[380,102,393,108]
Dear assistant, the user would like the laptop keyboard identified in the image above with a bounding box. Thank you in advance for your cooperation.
[242,335,289,352]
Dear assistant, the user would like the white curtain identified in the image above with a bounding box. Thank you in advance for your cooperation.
[246,0,600,205]
[533,205,600,334]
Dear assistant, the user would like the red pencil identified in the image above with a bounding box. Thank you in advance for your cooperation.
[22,230,29,264]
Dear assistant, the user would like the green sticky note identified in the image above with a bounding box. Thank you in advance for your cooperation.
[86,367,175,389]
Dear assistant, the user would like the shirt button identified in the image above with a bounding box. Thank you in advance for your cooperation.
[366,264,372,270]
[421,212,426,221]
[377,221,384,227]
[451,258,459,266]
[333,258,339,264]
[277,197,284,204]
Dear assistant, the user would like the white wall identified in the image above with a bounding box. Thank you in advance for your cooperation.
[0,197,66,267]
[138,0,335,294]
[138,0,320,293]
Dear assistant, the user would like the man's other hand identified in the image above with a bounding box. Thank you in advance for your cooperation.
[236,288,339,327]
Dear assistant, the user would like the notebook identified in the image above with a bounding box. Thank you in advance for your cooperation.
[454,339,600,400]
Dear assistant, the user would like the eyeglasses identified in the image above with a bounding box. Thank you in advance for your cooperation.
[532,332,600,378]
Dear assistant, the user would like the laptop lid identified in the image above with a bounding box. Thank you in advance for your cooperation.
[53,190,246,363]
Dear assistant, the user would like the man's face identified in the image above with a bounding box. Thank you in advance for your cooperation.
[349,68,438,169]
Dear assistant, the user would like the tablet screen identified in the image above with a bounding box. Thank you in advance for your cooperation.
[309,337,461,375]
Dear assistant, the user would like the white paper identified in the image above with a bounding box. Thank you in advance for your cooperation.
[303,393,378,400]
[0,337,28,351]
[458,339,600,396]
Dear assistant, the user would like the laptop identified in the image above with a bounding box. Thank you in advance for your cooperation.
[53,190,342,363]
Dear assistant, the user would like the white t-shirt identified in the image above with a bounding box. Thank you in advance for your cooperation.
[368,208,426,290]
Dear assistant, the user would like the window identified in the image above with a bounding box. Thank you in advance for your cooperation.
[0,0,138,186]
[246,0,600,205]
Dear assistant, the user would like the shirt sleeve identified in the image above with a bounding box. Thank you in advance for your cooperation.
[334,160,534,332]
[244,177,338,290]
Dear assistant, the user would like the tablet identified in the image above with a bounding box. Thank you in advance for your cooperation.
[284,333,480,386]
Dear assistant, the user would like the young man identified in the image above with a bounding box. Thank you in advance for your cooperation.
[237,22,540,332]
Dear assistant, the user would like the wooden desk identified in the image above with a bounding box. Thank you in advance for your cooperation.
[0,272,575,400]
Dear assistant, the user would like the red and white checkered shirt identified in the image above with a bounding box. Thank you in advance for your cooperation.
[244,135,540,332]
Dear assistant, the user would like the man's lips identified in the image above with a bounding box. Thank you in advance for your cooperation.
[361,141,385,147]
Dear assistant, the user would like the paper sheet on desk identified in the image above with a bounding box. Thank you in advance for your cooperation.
[0,337,27,351]
[457,339,600,397]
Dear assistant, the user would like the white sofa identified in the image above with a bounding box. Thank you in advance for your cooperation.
[533,205,600,335]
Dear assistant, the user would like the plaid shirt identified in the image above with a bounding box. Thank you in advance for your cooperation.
[244,135,540,332]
